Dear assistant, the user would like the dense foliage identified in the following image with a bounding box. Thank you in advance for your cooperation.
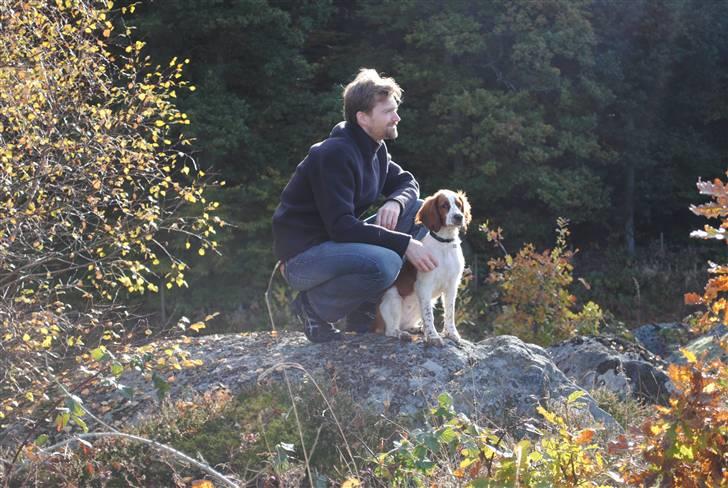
[0,0,220,476]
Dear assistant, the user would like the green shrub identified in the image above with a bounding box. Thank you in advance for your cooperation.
[375,391,618,487]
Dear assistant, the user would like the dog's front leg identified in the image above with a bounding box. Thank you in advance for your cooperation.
[416,283,443,347]
[441,283,461,344]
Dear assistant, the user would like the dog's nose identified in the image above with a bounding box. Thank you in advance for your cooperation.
[453,214,463,224]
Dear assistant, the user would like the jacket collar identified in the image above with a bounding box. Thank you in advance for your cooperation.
[345,122,382,161]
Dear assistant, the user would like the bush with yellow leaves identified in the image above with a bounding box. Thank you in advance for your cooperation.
[0,0,223,476]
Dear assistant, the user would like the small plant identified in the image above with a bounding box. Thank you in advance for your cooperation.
[484,218,603,346]
[374,392,616,487]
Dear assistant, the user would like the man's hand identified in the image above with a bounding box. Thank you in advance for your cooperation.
[376,200,401,231]
[405,239,438,272]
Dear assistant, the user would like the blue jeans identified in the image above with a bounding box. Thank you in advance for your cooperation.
[283,199,426,322]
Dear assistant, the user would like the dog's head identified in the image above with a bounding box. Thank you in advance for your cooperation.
[416,189,472,233]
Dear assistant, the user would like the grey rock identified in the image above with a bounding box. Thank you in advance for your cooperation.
[633,322,694,357]
[91,332,619,433]
[667,324,728,364]
[548,335,673,405]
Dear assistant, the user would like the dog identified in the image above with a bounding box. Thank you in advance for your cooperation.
[373,189,471,346]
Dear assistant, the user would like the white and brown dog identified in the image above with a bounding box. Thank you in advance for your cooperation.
[373,189,471,346]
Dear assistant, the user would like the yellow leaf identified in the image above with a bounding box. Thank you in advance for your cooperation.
[191,481,214,488]
[198,248,205,256]
[22,333,31,342]
[681,348,697,364]
[189,322,205,332]
[341,479,362,488]
[25,392,34,401]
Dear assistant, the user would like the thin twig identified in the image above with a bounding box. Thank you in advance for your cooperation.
[265,260,282,333]
[283,370,314,487]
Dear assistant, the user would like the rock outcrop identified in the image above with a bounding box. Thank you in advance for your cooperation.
[99,332,618,432]
[632,322,694,358]
[547,335,672,404]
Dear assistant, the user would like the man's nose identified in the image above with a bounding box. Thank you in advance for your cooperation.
[392,112,401,123]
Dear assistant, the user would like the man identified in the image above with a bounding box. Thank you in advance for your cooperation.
[272,69,437,342]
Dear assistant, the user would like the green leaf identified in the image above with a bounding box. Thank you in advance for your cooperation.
[437,392,453,409]
[567,390,587,404]
[91,346,109,362]
[439,427,458,444]
[34,434,49,446]
[111,361,124,377]
[152,371,170,400]
[55,412,70,431]
[73,415,88,432]
[66,396,85,417]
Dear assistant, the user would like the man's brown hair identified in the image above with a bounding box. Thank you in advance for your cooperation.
[342,68,402,125]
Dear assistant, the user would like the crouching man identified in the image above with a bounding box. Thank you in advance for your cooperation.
[272,68,437,342]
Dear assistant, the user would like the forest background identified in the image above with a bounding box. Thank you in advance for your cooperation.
[126,0,728,332]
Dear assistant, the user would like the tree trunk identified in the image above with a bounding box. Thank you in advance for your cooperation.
[625,162,635,258]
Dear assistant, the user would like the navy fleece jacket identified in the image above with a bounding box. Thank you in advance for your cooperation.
[272,122,419,262]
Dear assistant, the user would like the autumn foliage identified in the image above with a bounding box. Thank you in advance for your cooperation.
[0,0,222,463]
[684,174,728,332]
[618,349,728,487]
[615,173,728,486]
[485,218,603,346]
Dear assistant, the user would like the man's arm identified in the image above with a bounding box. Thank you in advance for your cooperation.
[307,147,412,256]
[381,150,419,211]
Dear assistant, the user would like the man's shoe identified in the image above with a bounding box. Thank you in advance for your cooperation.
[291,293,342,343]
[346,301,378,333]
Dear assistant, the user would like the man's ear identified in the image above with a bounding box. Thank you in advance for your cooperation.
[416,194,442,233]
[356,110,369,128]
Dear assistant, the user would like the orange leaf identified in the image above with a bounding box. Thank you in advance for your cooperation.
[575,428,595,445]
[684,292,703,305]
[191,481,214,488]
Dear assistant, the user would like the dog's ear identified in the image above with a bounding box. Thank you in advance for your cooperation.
[416,193,443,233]
[457,191,472,231]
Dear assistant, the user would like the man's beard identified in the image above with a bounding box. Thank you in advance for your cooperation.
[384,125,398,140]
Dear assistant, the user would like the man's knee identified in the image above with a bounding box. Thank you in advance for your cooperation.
[370,248,402,290]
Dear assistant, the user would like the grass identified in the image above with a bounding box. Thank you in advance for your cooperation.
[6,375,667,487]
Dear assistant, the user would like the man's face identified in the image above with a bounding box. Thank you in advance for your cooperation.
[358,95,400,142]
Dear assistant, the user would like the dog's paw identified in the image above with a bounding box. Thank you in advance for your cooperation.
[442,328,461,344]
[402,325,423,335]
[424,334,445,347]
[398,331,416,342]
